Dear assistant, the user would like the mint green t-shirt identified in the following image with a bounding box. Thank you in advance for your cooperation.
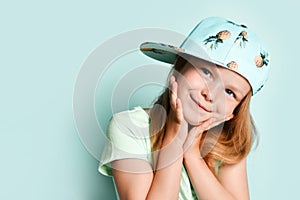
[99,106,198,199]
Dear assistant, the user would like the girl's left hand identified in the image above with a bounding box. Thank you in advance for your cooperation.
[182,118,227,159]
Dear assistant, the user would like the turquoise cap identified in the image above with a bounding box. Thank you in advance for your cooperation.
[140,16,270,95]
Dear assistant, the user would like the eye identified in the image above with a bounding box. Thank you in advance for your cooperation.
[225,89,236,98]
[200,68,212,78]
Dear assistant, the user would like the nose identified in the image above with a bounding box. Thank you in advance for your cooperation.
[200,79,223,103]
[201,85,213,102]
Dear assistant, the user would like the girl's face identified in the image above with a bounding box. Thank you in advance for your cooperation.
[175,57,251,126]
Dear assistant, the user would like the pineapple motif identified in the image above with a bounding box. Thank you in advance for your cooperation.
[227,61,239,71]
[254,51,269,67]
[235,31,248,48]
[203,30,231,49]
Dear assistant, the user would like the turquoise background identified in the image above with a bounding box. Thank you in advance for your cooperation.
[1,0,298,199]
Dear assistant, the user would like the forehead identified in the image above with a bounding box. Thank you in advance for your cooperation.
[185,56,216,68]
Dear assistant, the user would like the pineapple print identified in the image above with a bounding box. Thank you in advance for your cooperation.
[227,61,239,71]
[235,31,248,48]
[203,30,231,50]
[254,51,269,67]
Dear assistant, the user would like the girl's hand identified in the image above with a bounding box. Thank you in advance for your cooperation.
[163,76,187,146]
[169,75,183,125]
[183,117,228,160]
[155,76,187,170]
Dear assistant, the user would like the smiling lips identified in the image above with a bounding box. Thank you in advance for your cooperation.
[191,95,211,112]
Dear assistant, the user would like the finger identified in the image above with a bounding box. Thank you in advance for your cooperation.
[206,117,226,130]
[175,117,188,142]
[193,118,215,136]
[175,98,183,123]
[172,78,178,99]
[169,75,175,84]
[169,76,175,108]
[170,80,178,111]
[183,124,204,151]
[170,82,177,110]
[182,117,213,150]
[169,75,175,95]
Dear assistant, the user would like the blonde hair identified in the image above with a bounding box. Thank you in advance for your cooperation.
[149,56,257,177]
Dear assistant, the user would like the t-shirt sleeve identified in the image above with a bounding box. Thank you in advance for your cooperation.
[98,110,152,176]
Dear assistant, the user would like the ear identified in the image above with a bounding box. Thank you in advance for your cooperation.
[225,114,234,121]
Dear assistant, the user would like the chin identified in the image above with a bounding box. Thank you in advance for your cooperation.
[183,113,206,127]
[182,100,210,126]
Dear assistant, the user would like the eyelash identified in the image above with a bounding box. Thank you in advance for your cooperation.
[201,68,213,78]
[225,89,236,98]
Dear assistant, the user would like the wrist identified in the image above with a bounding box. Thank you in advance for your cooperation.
[183,150,203,162]
[163,132,184,147]
[156,137,183,170]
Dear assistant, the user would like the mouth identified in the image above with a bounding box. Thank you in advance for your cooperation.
[190,95,211,113]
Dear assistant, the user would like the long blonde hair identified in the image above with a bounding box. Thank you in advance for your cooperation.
[149,56,257,177]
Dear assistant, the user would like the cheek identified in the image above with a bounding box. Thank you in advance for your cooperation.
[176,76,194,96]
[176,81,187,99]
[213,101,236,117]
[180,69,203,88]
[224,102,238,116]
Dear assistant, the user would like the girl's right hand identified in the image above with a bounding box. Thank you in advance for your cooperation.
[164,76,187,146]
[169,75,183,125]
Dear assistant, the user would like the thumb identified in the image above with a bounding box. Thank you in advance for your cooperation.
[183,118,214,151]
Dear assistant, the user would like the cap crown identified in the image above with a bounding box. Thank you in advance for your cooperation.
[180,17,270,95]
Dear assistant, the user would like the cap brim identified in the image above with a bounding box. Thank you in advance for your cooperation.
[139,41,219,66]
[140,42,184,64]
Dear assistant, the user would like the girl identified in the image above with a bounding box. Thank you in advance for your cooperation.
[99,16,270,199]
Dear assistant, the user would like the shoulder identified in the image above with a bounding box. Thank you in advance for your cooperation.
[111,106,150,128]
[99,107,152,176]
[107,106,151,145]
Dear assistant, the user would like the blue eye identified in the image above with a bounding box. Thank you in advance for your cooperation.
[225,89,236,98]
[201,68,212,77]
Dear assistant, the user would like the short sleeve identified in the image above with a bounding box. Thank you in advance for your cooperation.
[98,107,152,176]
